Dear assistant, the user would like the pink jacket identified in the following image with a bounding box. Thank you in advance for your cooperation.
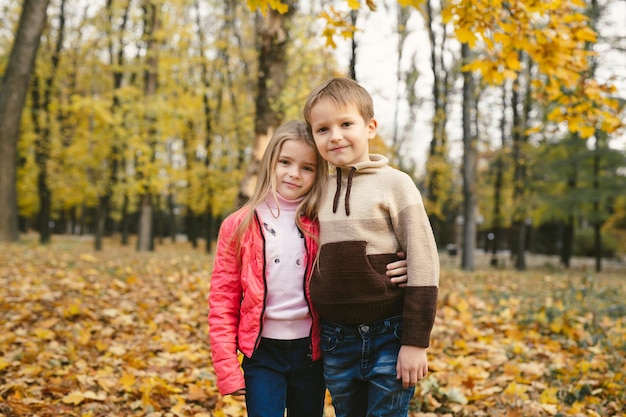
[208,207,321,396]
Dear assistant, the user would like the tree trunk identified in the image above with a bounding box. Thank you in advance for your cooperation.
[168,193,176,243]
[187,214,199,248]
[424,0,451,246]
[0,0,50,243]
[511,57,529,271]
[592,148,603,272]
[461,42,476,271]
[32,0,66,244]
[120,193,130,245]
[95,0,130,251]
[349,8,358,80]
[136,1,159,252]
[136,194,153,251]
[561,215,574,268]
[236,2,296,207]
[204,210,216,254]
[491,86,506,267]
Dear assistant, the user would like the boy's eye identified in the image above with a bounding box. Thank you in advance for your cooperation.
[342,121,353,127]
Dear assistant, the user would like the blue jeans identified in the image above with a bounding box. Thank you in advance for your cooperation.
[242,337,325,417]
[321,316,414,417]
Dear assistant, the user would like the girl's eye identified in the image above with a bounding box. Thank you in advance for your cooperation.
[304,166,315,172]
[317,127,328,134]
[278,159,290,166]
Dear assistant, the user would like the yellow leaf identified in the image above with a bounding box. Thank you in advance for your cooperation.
[575,26,597,42]
[108,344,126,356]
[579,125,595,138]
[456,27,477,47]
[549,318,563,334]
[269,0,289,14]
[168,344,189,353]
[0,358,11,371]
[79,253,98,263]
[120,372,136,390]
[505,51,521,71]
[398,0,421,8]
[33,328,55,340]
[63,304,81,318]
[83,390,106,401]
[171,403,187,417]
[187,384,208,401]
[539,387,559,404]
[79,327,91,345]
[503,382,530,400]
[62,391,85,405]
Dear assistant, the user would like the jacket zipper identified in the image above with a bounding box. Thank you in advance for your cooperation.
[301,225,316,360]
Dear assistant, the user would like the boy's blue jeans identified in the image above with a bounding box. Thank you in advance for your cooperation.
[321,316,414,417]
[242,336,325,417]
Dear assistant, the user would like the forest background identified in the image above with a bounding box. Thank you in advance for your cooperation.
[0,0,626,271]
[0,1,625,416]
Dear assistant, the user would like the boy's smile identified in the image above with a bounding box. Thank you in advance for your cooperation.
[308,98,378,167]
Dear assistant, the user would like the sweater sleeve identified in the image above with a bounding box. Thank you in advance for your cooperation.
[208,215,246,395]
[388,171,440,347]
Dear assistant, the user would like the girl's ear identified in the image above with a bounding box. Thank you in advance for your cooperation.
[367,117,378,140]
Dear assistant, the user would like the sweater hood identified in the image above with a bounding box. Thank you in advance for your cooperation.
[332,154,388,216]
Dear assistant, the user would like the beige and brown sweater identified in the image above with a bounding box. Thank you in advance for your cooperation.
[310,154,440,348]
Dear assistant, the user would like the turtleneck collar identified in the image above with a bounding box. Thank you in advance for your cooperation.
[264,191,303,213]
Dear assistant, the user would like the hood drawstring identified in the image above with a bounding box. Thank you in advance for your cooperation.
[332,166,356,216]
[332,167,342,214]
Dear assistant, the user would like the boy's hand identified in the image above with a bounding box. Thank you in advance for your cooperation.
[396,345,428,388]
[386,251,408,287]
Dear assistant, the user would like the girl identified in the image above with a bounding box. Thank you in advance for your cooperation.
[208,120,407,417]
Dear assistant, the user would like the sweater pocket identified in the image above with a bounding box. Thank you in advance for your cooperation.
[311,241,404,323]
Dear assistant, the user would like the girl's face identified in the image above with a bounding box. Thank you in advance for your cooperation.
[274,139,318,200]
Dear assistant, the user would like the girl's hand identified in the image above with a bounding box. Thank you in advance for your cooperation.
[228,388,246,397]
[386,251,408,287]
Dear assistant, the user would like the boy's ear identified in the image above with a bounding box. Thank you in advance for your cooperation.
[367,118,378,140]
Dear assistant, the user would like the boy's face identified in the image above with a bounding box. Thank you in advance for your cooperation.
[308,98,377,167]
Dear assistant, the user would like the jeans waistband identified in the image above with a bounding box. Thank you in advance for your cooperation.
[321,315,402,336]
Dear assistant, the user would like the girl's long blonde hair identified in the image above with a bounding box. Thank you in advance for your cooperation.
[233,120,328,244]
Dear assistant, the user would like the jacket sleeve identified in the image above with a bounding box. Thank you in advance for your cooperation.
[208,214,246,395]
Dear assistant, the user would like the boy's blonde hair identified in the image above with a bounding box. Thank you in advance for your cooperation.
[234,120,328,244]
[303,77,375,127]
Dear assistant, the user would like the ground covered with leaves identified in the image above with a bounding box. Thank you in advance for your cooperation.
[1,236,624,417]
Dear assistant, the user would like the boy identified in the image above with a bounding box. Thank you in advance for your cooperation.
[303,77,440,417]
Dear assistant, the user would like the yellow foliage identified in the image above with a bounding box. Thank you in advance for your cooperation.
[456,27,477,47]
[247,0,289,15]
